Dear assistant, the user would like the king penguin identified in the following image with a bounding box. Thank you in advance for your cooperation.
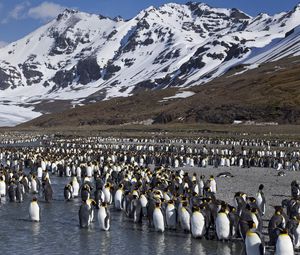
[165,200,177,230]
[215,205,231,241]
[71,177,79,198]
[191,206,206,239]
[43,178,53,203]
[103,183,112,204]
[98,202,110,231]
[114,184,124,210]
[256,184,266,216]
[180,201,191,232]
[153,202,165,232]
[275,229,294,255]
[29,197,40,222]
[64,183,73,201]
[79,200,91,228]
[245,221,265,255]
[0,176,6,197]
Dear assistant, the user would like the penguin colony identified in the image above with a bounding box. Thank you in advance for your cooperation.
[0,134,300,255]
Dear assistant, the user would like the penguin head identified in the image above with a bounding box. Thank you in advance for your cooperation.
[168,200,174,205]
[258,184,264,191]
[32,197,38,203]
[229,205,236,213]
[251,208,258,214]
[192,206,200,212]
[155,202,161,208]
[279,228,289,235]
[219,205,228,214]
[274,206,283,215]
[182,201,188,207]
[248,197,256,203]
[247,220,256,230]
[101,202,107,208]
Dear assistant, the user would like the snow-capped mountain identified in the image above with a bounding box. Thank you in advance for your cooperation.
[1,2,300,126]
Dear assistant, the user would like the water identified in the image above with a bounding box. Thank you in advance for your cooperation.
[0,175,245,255]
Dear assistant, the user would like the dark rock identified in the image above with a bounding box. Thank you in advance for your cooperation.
[224,44,250,62]
[77,57,101,84]
[52,67,76,88]
[0,69,11,90]
[179,56,205,74]
[207,53,224,60]
[103,62,121,80]
[22,64,43,85]
[230,8,250,20]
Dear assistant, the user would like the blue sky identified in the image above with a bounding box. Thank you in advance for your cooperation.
[0,0,300,46]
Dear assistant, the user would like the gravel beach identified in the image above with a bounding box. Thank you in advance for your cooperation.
[180,166,300,253]
[181,166,297,219]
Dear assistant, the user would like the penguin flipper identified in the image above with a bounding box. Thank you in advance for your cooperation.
[104,215,109,229]
[259,243,265,255]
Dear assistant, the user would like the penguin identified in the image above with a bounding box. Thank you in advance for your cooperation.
[250,207,263,233]
[277,171,286,177]
[71,177,79,198]
[81,183,91,202]
[245,221,265,255]
[268,206,287,246]
[291,180,300,199]
[228,205,239,239]
[275,229,294,255]
[199,175,205,196]
[114,184,124,210]
[29,197,40,222]
[216,172,234,178]
[8,181,17,202]
[287,216,300,248]
[79,200,91,228]
[209,175,217,194]
[102,183,112,204]
[215,205,230,241]
[16,181,24,203]
[37,166,43,179]
[153,202,165,232]
[64,184,73,201]
[256,184,266,216]
[191,206,206,239]
[87,199,97,223]
[97,202,110,231]
[0,176,6,197]
[139,192,148,217]
[165,200,177,230]
[131,194,142,223]
[180,201,191,232]
[43,178,53,203]
[31,175,39,194]
[234,192,247,216]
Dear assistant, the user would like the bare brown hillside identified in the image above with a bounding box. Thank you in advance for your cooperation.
[19,56,300,128]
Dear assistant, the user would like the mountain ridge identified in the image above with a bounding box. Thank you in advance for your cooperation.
[1,2,300,126]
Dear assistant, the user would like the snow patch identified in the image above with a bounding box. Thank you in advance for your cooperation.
[0,104,41,127]
[161,91,195,101]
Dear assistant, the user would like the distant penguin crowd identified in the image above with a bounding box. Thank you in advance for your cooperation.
[0,134,300,255]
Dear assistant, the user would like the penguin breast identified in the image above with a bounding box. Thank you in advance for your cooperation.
[29,202,40,221]
[245,232,262,255]
[276,234,294,255]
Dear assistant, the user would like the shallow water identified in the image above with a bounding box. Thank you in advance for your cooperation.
[0,175,262,255]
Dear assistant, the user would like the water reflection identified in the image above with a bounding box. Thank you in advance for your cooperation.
[31,222,40,236]
[0,175,247,255]
[153,232,166,255]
